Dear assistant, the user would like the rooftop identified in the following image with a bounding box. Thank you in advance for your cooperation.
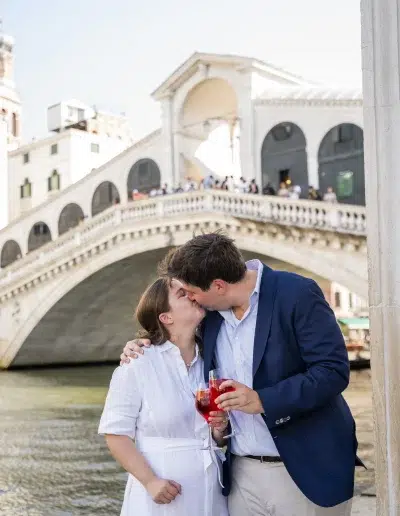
[258,85,362,102]
[152,51,316,100]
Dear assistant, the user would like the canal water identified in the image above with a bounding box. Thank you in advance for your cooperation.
[0,366,375,515]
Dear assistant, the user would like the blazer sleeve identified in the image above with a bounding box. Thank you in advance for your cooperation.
[256,279,350,429]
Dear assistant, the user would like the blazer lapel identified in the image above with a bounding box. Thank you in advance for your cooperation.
[252,265,278,377]
[201,311,223,382]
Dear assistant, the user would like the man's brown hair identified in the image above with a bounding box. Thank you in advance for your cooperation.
[158,232,246,291]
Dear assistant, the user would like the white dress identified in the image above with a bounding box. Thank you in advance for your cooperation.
[98,341,229,516]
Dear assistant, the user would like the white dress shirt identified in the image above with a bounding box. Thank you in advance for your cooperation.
[215,259,280,457]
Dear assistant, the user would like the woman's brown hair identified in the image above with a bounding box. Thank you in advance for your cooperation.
[135,277,171,345]
[135,276,203,352]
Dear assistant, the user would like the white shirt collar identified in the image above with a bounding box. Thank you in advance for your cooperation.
[246,259,263,297]
[218,259,263,321]
[157,340,200,366]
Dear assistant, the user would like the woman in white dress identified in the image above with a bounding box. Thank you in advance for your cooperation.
[98,278,229,516]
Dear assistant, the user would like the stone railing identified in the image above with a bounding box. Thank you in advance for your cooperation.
[0,191,366,288]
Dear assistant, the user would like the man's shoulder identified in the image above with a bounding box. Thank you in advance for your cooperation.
[266,267,316,292]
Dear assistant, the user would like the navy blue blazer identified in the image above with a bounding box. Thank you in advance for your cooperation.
[201,265,360,508]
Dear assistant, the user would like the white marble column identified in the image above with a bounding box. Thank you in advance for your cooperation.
[0,116,8,230]
[237,79,257,184]
[361,0,400,514]
[306,139,320,190]
[160,95,175,189]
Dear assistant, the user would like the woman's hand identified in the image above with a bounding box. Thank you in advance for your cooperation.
[145,477,182,504]
[120,339,151,365]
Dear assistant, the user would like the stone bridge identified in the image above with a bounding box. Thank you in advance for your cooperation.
[0,191,367,369]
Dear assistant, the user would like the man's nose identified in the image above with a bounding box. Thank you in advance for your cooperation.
[187,292,195,301]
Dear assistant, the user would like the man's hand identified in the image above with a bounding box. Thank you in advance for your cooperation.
[145,477,181,504]
[209,410,229,444]
[209,410,229,431]
[214,380,264,414]
[120,339,151,365]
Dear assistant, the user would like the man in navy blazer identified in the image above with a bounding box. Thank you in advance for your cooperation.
[122,232,360,515]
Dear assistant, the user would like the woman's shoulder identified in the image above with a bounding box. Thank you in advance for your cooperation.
[119,345,159,372]
[107,349,158,393]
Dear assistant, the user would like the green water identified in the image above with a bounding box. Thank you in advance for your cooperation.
[0,366,375,515]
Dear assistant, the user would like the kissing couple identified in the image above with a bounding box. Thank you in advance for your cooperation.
[99,232,363,515]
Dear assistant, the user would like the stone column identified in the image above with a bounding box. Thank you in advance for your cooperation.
[0,116,8,230]
[361,0,400,513]
[237,78,257,184]
[306,139,320,190]
[160,95,175,189]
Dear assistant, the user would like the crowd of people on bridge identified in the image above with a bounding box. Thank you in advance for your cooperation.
[129,175,338,204]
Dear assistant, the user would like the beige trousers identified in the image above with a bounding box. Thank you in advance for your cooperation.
[228,457,353,516]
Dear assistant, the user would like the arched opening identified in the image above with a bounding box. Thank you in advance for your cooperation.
[11,247,336,367]
[179,78,240,184]
[58,203,85,235]
[261,122,308,195]
[91,181,120,216]
[127,159,161,197]
[28,222,52,252]
[1,239,22,268]
[318,124,365,205]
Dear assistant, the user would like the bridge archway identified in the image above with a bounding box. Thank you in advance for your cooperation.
[179,78,239,182]
[261,122,308,194]
[318,123,365,205]
[127,159,161,197]
[28,222,52,252]
[58,203,85,235]
[6,218,366,368]
[91,181,120,216]
[10,246,334,367]
[1,240,22,268]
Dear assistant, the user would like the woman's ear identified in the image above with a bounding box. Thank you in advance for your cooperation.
[159,312,172,325]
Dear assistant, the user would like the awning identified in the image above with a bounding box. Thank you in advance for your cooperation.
[337,317,370,330]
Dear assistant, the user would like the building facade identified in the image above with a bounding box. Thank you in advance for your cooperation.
[150,54,364,205]
[329,282,368,318]
[8,100,133,221]
[0,30,22,230]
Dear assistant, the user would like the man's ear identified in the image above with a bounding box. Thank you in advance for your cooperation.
[213,279,227,293]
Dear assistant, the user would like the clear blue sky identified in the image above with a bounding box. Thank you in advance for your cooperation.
[2,0,362,143]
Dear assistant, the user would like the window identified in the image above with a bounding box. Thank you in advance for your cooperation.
[34,223,49,236]
[337,171,354,199]
[12,113,17,137]
[20,178,32,199]
[334,292,341,308]
[68,106,75,118]
[338,124,353,143]
[50,143,58,155]
[48,170,61,192]
[91,143,100,153]
[279,169,290,184]
[138,161,151,186]
[272,123,292,142]
[23,152,29,164]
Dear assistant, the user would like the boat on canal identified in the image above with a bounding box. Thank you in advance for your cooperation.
[337,317,371,369]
